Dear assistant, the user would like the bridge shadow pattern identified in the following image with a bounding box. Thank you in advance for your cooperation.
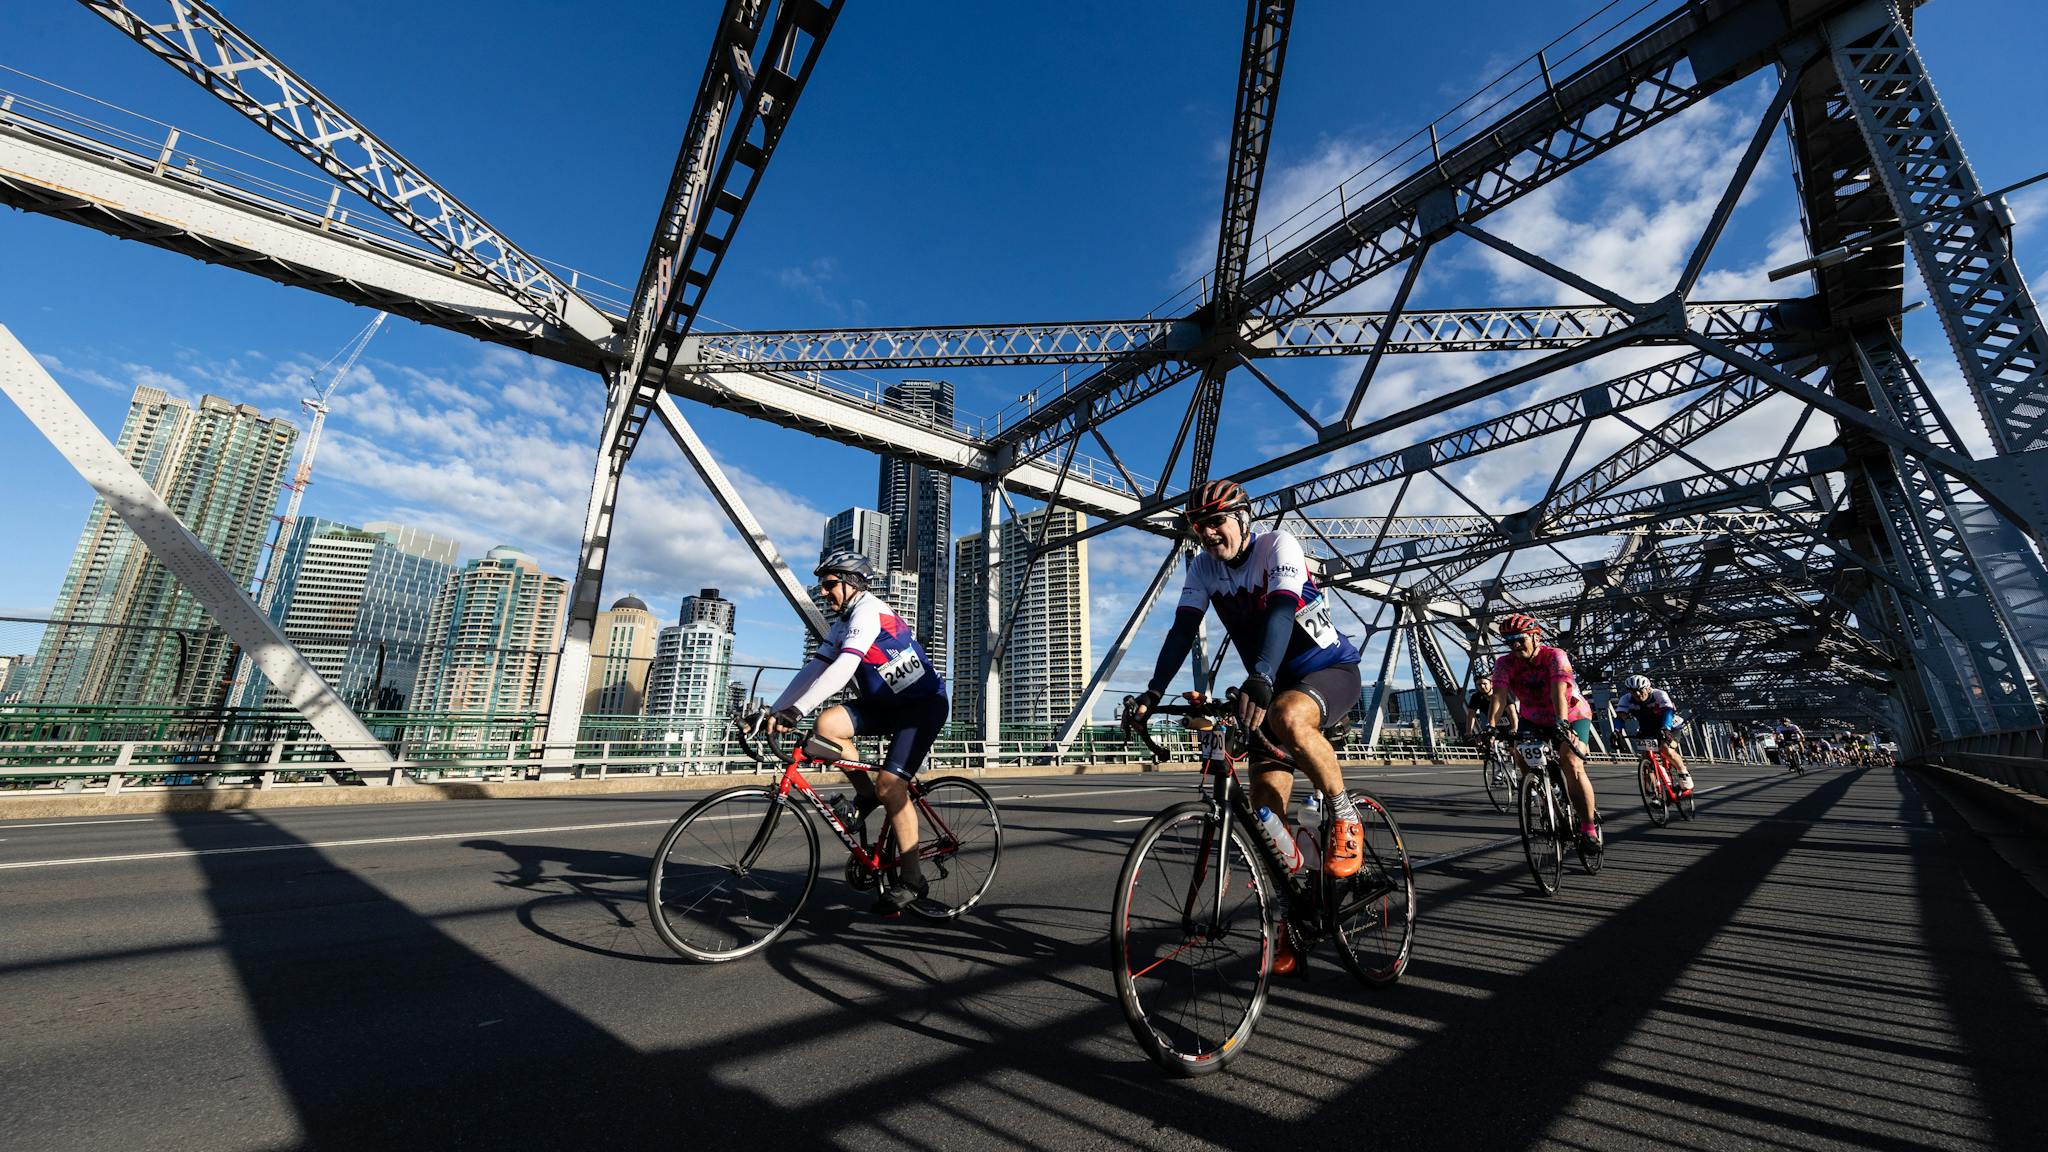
[137,763,2048,1150]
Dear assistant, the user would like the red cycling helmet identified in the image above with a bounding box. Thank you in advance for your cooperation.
[1497,613,1543,638]
[1183,478,1250,526]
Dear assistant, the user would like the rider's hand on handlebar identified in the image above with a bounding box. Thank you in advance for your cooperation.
[1130,688,1162,720]
[1235,676,1273,738]
[764,705,801,734]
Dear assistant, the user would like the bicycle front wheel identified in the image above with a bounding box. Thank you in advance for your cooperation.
[1482,754,1514,813]
[1331,790,1415,987]
[905,775,1003,920]
[1639,759,1670,827]
[1520,773,1562,896]
[1110,802,1273,1077]
[647,786,819,963]
[1678,782,1697,820]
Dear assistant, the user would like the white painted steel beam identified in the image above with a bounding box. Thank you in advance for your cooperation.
[0,324,389,766]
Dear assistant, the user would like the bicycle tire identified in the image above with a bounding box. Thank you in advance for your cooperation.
[1678,785,1697,821]
[1482,753,1514,814]
[1639,758,1670,827]
[1519,772,1562,896]
[902,775,1003,921]
[1330,790,1415,987]
[647,786,819,963]
[1110,801,1273,1077]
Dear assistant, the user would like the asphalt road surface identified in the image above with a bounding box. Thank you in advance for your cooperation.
[2,759,2044,1151]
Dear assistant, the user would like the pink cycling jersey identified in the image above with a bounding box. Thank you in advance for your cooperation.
[1491,645,1593,726]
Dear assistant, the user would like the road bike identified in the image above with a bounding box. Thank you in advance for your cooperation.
[1110,692,1414,1076]
[1633,735,1696,827]
[1510,723,1602,896]
[1479,731,1518,813]
[646,713,1003,962]
[1779,741,1805,775]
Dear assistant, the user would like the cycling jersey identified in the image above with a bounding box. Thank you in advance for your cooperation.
[823,592,943,702]
[1490,645,1594,727]
[1174,529,1361,680]
[1614,689,1680,734]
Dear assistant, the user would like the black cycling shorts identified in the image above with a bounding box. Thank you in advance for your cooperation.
[840,693,951,782]
[1251,663,1363,769]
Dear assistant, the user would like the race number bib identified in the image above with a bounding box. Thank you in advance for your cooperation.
[1294,596,1337,649]
[878,647,926,692]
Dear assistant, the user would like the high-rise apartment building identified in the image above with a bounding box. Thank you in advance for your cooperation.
[586,595,658,715]
[410,546,567,715]
[821,507,891,570]
[646,588,736,738]
[878,379,952,680]
[952,507,1090,732]
[28,387,296,707]
[238,517,458,711]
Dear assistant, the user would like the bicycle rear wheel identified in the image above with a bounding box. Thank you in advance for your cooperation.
[1520,773,1562,896]
[1111,801,1272,1077]
[1482,754,1514,813]
[647,786,819,963]
[904,775,1003,920]
[1639,758,1670,827]
[1331,790,1414,986]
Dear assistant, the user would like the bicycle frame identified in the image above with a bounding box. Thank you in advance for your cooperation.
[733,730,967,878]
[1635,738,1681,801]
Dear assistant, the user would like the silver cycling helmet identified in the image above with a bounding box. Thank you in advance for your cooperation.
[814,549,875,589]
[1623,674,1652,691]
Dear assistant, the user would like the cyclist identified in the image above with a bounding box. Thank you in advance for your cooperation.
[765,550,948,915]
[1614,674,1693,794]
[1774,718,1805,771]
[1469,671,1514,783]
[1132,479,1365,975]
[1486,614,1601,848]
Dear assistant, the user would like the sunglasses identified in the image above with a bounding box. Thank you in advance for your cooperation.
[1184,513,1234,533]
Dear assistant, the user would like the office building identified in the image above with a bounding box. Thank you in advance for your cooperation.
[878,379,953,680]
[27,387,296,707]
[585,595,658,715]
[646,588,737,738]
[952,507,1090,731]
[410,546,568,715]
[238,517,458,711]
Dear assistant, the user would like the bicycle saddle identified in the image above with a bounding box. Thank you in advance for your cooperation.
[803,734,850,762]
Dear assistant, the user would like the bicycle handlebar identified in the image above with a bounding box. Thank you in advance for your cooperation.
[732,708,790,766]
[1119,691,1247,764]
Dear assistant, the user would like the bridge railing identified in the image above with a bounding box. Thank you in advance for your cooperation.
[1912,727,2048,802]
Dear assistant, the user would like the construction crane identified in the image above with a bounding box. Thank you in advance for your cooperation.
[229,311,387,708]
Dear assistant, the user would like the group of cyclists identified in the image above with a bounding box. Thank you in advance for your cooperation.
[754,478,1831,923]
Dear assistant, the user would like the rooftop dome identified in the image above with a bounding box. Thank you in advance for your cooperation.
[611,594,650,613]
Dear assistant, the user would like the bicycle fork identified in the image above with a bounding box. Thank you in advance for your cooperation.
[1182,767,1238,939]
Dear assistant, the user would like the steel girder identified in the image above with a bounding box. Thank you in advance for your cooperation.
[1250,345,1807,518]
[683,300,1783,372]
[994,0,1811,464]
[1829,4,2048,457]
[1293,510,1816,542]
[76,0,613,351]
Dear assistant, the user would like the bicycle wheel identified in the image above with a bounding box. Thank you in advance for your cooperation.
[1519,773,1562,896]
[647,786,819,963]
[1111,802,1273,1077]
[1639,758,1670,827]
[903,775,1003,921]
[1482,754,1514,813]
[1678,782,1697,820]
[1330,790,1415,986]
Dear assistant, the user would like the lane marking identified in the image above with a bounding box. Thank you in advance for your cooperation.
[0,818,154,830]
[984,786,1174,802]
[0,816,686,871]
[1111,816,1151,824]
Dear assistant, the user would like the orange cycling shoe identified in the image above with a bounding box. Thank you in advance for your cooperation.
[1270,922,1301,976]
[1325,817,1364,878]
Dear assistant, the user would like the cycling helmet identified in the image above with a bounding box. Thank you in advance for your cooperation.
[1497,613,1542,638]
[814,549,875,589]
[1624,674,1651,691]
[1184,478,1251,526]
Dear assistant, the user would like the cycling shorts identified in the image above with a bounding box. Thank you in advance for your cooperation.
[1252,662,1362,769]
[839,693,951,782]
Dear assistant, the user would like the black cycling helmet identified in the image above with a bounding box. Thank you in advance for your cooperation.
[1184,478,1250,525]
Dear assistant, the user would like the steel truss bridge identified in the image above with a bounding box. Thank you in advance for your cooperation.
[3,0,2047,769]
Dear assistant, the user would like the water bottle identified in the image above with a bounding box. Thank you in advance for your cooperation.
[1295,795,1323,872]
[830,793,860,829]
[1255,806,1303,873]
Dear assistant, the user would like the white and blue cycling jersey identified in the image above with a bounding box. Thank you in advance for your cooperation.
[1615,688,1681,734]
[1174,529,1362,681]
[822,592,944,702]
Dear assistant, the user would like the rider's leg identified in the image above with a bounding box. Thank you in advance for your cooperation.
[815,705,879,809]
[1247,764,1295,816]
[1560,722,1599,835]
[1662,733,1691,786]
[1267,692,1345,806]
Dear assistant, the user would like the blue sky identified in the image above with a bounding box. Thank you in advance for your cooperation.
[2,1,2044,713]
